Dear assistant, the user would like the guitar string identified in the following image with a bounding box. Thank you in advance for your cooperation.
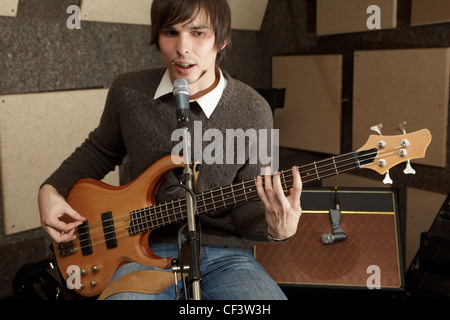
[70,146,399,251]
[71,146,394,248]
[72,148,369,241]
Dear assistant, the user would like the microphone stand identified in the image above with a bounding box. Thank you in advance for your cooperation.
[173,80,202,300]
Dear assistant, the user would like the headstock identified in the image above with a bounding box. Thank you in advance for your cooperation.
[358,122,432,184]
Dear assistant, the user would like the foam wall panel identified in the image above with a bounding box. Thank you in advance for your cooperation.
[80,0,269,30]
[353,48,449,168]
[0,89,119,235]
[411,0,450,26]
[272,55,342,155]
[0,0,19,17]
[317,0,397,36]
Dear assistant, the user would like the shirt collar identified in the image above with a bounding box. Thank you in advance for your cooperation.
[153,69,227,118]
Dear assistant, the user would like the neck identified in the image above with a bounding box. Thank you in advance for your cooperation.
[128,147,377,236]
[190,68,220,100]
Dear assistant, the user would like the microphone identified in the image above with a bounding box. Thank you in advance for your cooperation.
[321,186,347,245]
[321,231,347,244]
[173,78,190,128]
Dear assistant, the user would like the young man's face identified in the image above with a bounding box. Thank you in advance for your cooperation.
[158,10,223,97]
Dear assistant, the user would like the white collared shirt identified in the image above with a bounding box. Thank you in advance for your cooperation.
[153,69,227,118]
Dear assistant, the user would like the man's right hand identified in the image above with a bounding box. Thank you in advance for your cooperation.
[38,184,86,243]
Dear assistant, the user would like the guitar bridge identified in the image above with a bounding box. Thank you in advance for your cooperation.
[57,241,77,257]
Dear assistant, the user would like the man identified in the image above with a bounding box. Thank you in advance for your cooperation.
[38,0,302,300]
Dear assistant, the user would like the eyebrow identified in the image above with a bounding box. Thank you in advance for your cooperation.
[190,24,210,30]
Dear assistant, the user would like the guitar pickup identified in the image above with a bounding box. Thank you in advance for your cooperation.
[78,220,93,256]
[101,211,118,249]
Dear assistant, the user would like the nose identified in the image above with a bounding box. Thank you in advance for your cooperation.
[176,33,191,55]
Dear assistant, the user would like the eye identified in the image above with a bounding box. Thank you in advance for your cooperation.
[161,29,178,37]
[192,31,205,37]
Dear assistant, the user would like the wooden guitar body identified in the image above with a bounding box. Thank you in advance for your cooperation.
[53,155,183,297]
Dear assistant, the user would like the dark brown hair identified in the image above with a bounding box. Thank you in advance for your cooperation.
[150,0,231,66]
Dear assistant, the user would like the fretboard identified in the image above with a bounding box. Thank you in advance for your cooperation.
[128,148,377,235]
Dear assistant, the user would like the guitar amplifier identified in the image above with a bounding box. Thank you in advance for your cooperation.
[254,188,405,298]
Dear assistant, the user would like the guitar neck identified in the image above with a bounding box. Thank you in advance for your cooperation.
[128,148,377,235]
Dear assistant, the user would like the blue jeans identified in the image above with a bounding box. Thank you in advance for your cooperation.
[106,243,286,300]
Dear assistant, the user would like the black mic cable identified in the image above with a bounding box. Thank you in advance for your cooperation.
[321,186,347,245]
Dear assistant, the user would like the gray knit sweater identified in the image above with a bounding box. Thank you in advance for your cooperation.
[44,68,274,250]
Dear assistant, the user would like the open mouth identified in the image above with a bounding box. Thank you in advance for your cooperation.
[173,62,195,72]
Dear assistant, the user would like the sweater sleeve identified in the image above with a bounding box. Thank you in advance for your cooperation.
[229,88,275,243]
[42,76,127,197]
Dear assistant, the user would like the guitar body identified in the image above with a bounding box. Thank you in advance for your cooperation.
[53,155,184,297]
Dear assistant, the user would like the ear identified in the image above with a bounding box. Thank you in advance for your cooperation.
[219,40,228,52]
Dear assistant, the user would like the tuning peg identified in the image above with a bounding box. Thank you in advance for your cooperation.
[397,121,407,134]
[403,160,416,174]
[396,121,417,174]
[370,123,383,135]
[383,170,393,184]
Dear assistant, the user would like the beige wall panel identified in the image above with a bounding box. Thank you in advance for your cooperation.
[353,48,450,168]
[0,0,19,17]
[81,0,152,25]
[0,89,119,235]
[273,55,342,155]
[411,0,450,26]
[80,0,268,30]
[317,0,397,36]
[406,188,447,267]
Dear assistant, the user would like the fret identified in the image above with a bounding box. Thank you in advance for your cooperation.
[332,156,339,175]
[143,208,150,231]
[138,210,144,233]
[173,200,180,219]
[200,193,207,213]
[154,205,160,228]
[281,170,288,191]
[230,185,237,204]
[165,203,171,224]
[242,181,248,201]
[210,190,216,210]
[313,161,320,180]
[220,187,226,207]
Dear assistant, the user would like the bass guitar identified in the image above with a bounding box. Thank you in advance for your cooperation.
[54,125,431,297]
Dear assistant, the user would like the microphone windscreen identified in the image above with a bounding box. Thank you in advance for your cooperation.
[173,78,189,97]
[321,233,332,244]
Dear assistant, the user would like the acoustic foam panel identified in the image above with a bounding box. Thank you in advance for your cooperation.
[411,0,450,26]
[272,55,342,155]
[353,48,450,168]
[0,89,119,235]
[316,0,397,36]
[0,0,19,17]
[80,0,268,30]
